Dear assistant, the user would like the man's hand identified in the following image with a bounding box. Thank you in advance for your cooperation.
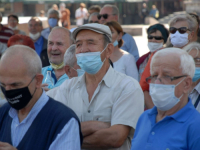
[0,142,17,150]
[41,83,50,92]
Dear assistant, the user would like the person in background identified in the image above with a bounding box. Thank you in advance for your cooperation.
[105,21,139,80]
[61,9,71,29]
[0,45,82,150]
[141,14,197,109]
[39,10,45,17]
[41,27,72,91]
[131,48,200,150]
[141,3,149,24]
[137,24,169,80]
[88,12,99,23]
[64,44,85,79]
[88,5,101,15]
[52,4,59,11]
[99,4,139,61]
[28,17,49,67]
[183,42,200,112]
[7,14,26,35]
[41,9,59,40]
[149,5,159,19]
[47,23,144,150]
[75,3,88,26]
[189,13,200,43]
[0,12,13,45]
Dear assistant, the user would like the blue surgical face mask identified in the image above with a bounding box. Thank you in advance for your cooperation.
[48,18,58,28]
[150,77,185,111]
[72,67,85,77]
[192,67,200,82]
[113,40,118,47]
[76,45,107,74]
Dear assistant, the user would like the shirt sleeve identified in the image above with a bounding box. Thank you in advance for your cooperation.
[125,54,139,81]
[49,118,81,150]
[111,79,144,129]
[139,52,154,91]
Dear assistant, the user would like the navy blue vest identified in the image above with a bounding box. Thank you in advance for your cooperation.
[0,97,82,150]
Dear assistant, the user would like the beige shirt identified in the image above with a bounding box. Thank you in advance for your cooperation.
[47,66,144,150]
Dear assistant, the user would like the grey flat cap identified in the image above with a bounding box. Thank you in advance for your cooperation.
[72,23,112,42]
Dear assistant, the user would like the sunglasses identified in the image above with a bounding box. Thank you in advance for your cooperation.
[147,35,163,40]
[97,14,115,20]
[169,27,190,34]
[89,21,99,23]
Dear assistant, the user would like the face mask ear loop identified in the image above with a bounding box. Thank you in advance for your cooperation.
[175,76,187,87]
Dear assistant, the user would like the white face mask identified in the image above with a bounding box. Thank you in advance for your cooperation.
[8,26,18,30]
[148,42,163,52]
[170,31,189,48]
[29,32,40,41]
[149,78,185,111]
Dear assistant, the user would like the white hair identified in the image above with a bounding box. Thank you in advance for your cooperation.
[1,45,42,77]
[150,48,195,78]
[64,44,76,67]
[183,42,200,57]
[102,4,119,21]
[169,14,197,32]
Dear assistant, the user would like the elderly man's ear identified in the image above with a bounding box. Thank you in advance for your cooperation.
[183,76,193,93]
[106,43,114,59]
[64,65,71,77]
[35,74,44,88]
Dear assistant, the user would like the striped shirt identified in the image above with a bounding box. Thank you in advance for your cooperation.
[189,82,200,113]
[0,24,14,44]
[9,91,81,150]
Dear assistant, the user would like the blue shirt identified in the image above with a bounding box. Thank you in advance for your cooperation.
[121,33,139,62]
[34,36,44,56]
[9,91,81,149]
[41,28,51,40]
[131,99,200,150]
[42,65,69,88]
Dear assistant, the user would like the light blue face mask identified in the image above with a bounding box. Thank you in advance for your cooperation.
[76,45,107,74]
[71,67,85,76]
[48,18,58,28]
[113,40,118,47]
[192,67,200,82]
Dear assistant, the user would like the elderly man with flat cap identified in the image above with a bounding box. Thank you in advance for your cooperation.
[47,23,144,150]
[131,48,200,149]
[0,45,82,150]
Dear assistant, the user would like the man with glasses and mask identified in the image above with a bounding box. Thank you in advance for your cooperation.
[47,23,144,150]
[0,45,82,150]
[28,17,49,67]
[131,48,200,150]
[99,4,139,61]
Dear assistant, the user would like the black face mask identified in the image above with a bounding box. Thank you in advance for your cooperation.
[1,76,36,110]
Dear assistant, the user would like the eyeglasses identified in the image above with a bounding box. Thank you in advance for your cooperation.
[89,21,99,23]
[169,27,190,34]
[147,35,163,40]
[97,14,115,20]
[146,75,187,84]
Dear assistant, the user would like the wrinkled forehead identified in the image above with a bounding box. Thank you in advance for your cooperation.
[75,29,104,41]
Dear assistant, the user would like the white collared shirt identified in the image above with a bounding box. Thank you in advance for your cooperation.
[189,82,200,112]
[47,66,144,150]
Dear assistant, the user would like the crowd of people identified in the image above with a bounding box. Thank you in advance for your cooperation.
[0,2,200,150]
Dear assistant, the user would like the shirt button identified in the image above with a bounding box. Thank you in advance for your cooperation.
[88,110,91,113]
[151,132,155,135]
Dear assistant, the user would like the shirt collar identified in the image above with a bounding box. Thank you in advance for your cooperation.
[9,90,49,124]
[191,82,200,95]
[77,65,114,88]
[148,98,195,123]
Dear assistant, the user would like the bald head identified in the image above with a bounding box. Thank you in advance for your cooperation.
[0,45,42,77]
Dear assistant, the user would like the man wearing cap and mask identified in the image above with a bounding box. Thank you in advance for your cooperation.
[41,9,59,40]
[47,23,144,150]
[28,17,49,67]
[41,27,73,91]
[131,48,200,149]
[0,45,82,150]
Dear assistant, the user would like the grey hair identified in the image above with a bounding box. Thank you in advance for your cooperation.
[59,3,65,7]
[47,9,59,18]
[103,34,111,47]
[89,12,99,21]
[1,45,42,77]
[150,47,195,78]
[64,44,76,67]
[51,26,74,44]
[169,14,197,32]
[103,4,119,21]
[183,42,200,54]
